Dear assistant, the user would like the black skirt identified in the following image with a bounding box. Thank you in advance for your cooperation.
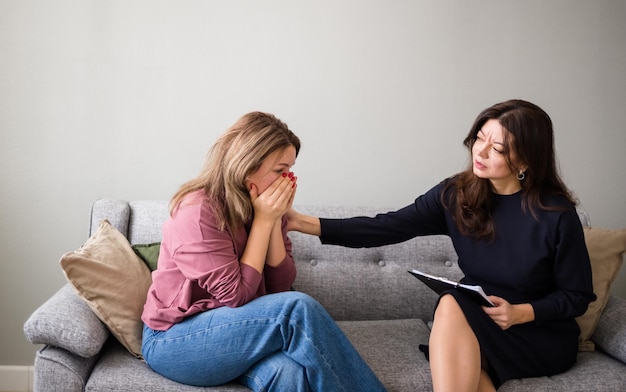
[420,290,579,388]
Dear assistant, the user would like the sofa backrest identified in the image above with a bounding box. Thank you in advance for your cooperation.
[288,206,464,321]
[88,199,591,323]
[89,199,169,244]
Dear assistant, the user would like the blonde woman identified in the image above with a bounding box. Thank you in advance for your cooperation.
[141,112,385,391]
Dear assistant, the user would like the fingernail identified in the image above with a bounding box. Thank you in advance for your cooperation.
[288,172,294,178]
[282,173,287,177]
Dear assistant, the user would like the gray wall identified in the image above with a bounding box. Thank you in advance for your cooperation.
[1,0,625,366]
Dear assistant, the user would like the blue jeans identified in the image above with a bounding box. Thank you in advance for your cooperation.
[142,291,386,392]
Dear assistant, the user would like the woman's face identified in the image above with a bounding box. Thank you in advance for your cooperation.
[472,119,524,195]
[245,146,296,194]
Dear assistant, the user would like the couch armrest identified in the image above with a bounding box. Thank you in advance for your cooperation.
[33,345,100,392]
[24,284,110,358]
[592,295,626,364]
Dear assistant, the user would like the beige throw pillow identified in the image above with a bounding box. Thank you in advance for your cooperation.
[576,227,626,351]
[60,219,152,358]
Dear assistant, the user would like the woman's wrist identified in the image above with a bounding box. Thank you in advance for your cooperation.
[299,214,321,236]
[514,303,535,324]
[285,209,321,236]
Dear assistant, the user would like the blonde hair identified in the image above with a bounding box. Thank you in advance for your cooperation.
[170,112,300,232]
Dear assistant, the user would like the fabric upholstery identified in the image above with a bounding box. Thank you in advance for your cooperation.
[576,228,626,351]
[499,350,626,391]
[33,345,100,392]
[26,200,626,392]
[89,199,131,237]
[127,200,170,244]
[338,319,433,391]
[24,284,109,358]
[87,340,247,392]
[292,206,461,322]
[60,219,152,358]
[592,295,626,363]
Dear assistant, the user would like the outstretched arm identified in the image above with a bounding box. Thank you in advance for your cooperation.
[286,208,321,236]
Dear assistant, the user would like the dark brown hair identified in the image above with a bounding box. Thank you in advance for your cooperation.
[443,99,576,240]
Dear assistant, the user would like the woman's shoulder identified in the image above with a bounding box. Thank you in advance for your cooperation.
[429,176,459,203]
[165,190,225,242]
[170,190,214,221]
[418,176,457,195]
[180,189,206,206]
[410,178,456,218]
[539,192,577,211]
[534,194,582,229]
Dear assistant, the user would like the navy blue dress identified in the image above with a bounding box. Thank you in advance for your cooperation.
[319,179,596,387]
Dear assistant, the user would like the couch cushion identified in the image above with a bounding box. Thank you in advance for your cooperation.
[576,228,626,351]
[127,200,170,244]
[592,295,626,363]
[60,219,152,358]
[87,340,250,391]
[499,350,626,391]
[24,284,109,358]
[290,212,461,322]
[86,319,433,392]
[89,199,131,237]
[338,318,433,391]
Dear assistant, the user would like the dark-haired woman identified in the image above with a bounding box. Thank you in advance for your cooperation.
[287,99,595,392]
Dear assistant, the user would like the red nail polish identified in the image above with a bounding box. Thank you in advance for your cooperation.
[282,173,287,177]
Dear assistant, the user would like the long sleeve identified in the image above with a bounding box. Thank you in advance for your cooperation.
[452,193,596,324]
[318,179,596,324]
[142,191,297,331]
[320,181,450,248]
[529,208,596,323]
[263,216,297,293]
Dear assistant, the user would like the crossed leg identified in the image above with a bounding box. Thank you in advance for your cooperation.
[429,294,496,392]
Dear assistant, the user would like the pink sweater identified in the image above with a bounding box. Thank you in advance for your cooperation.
[141,190,297,331]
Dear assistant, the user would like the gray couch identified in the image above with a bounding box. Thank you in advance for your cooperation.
[24,199,626,391]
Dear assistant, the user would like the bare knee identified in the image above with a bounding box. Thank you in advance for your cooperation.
[434,294,464,322]
[431,294,475,344]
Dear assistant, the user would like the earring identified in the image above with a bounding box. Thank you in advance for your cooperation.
[517,171,526,181]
